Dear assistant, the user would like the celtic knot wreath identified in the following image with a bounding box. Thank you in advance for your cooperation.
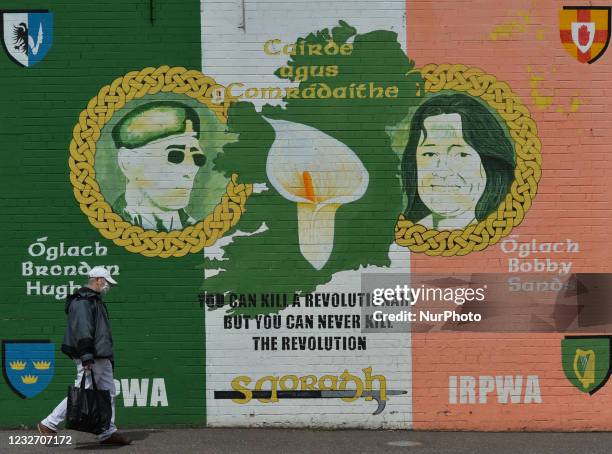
[68,66,252,258]
[395,64,542,256]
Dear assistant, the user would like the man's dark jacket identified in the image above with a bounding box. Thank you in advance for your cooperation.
[61,287,114,365]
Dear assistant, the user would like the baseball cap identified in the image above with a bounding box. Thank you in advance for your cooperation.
[88,266,118,285]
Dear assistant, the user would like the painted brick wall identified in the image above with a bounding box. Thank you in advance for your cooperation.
[406,0,612,430]
[0,0,206,428]
[200,0,414,428]
[1,0,611,431]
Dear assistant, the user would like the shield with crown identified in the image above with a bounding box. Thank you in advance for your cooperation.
[560,6,611,63]
[2,340,54,398]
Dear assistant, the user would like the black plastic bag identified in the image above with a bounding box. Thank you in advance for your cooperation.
[65,369,112,434]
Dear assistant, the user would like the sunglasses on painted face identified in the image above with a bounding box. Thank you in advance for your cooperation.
[166,145,207,167]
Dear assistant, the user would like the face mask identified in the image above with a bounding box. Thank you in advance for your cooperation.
[100,281,111,294]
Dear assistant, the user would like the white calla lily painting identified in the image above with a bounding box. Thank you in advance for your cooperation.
[265,118,369,270]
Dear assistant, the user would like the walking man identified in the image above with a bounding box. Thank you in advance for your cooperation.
[37,266,131,445]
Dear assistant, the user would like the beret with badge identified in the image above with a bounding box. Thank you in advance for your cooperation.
[112,101,200,149]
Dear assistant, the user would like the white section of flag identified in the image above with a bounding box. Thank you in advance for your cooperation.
[201,0,407,110]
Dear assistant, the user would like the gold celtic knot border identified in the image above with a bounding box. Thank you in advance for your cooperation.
[68,66,253,258]
[395,63,542,256]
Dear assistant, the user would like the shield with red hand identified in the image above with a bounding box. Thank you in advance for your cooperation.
[560,6,610,63]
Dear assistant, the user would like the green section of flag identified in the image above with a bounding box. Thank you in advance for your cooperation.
[0,1,204,427]
[561,337,612,394]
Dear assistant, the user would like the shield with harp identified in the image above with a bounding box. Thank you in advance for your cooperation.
[562,336,612,394]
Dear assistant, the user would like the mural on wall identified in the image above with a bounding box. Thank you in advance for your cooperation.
[1,10,53,68]
[2,340,54,399]
[559,6,611,64]
[61,0,548,430]
[62,12,422,427]
[6,0,612,433]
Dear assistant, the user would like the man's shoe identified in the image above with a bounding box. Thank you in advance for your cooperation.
[37,422,57,435]
[100,432,132,445]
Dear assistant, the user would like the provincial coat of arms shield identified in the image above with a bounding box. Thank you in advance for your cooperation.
[1,10,53,67]
[560,6,611,63]
[562,336,612,394]
[2,340,55,398]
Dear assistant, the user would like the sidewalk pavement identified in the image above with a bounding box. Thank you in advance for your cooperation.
[1,428,611,454]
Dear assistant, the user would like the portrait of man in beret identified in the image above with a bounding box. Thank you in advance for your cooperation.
[111,101,207,231]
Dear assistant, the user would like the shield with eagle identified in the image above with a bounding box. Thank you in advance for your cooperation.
[1,10,53,67]
[560,6,611,64]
